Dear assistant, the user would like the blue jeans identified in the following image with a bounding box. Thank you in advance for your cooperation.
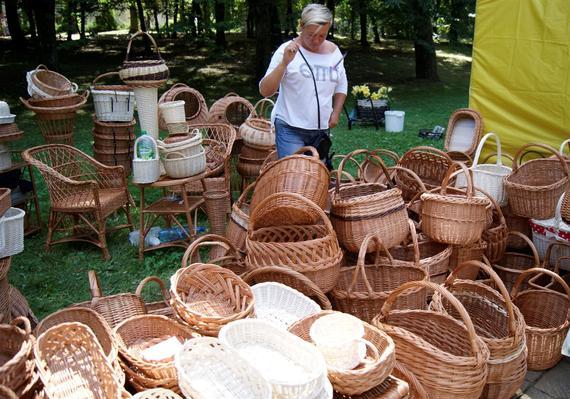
[274,118,330,158]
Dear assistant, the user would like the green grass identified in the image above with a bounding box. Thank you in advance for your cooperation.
[0,33,472,318]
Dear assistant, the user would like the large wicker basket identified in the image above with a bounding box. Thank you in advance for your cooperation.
[0,317,34,397]
[181,233,245,276]
[492,232,540,292]
[91,72,135,122]
[27,64,78,98]
[511,268,570,371]
[430,261,527,399]
[444,108,483,156]
[246,192,342,293]
[169,263,255,336]
[373,280,490,399]
[330,149,408,252]
[504,143,570,219]
[158,83,208,130]
[119,31,169,88]
[330,234,428,323]
[207,92,253,131]
[289,310,396,396]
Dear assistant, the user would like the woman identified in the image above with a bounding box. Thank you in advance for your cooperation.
[259,3,348,159]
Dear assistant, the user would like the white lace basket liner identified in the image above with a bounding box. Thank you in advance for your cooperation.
[455,132,512,206]
[252,282,321,330]
[531,192,570,261]
[218,319,327,399]
[175,337,272,399]
[0,207,25,258]
[91,72,135,122]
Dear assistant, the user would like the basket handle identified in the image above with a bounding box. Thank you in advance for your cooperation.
[125,30,162,62]
[181,234,240,267]
[388,166,427,201]
[11,316,31,335]
[440,162,472,197]
[512,142,569,177]
[224,92,239,98]
[88,270,103,298]
[555,191,568,225]
[134,135,159,161]
[480,151,514,166]
[369,148,400,165]
[135,275,170,302]
[380,280,483,357]
[560,139,570,156]
[445,260,518,338]
[336,149,393,194]
[542,241,570,270]
[165,151,185,160]
[405,219,421,267]
[472,132,503,168]
[293,146,320,159]
[402,145,454,163]
[92,71,122,86]
[241,265,331,310]
[250,98,275,120]
[470,186,505,226]
[332,153,363,180]
[349,234,393,294]
[511,267,570,301]
[505,231,540,266]
[236,181,256,208]
[35,64,49,71]
[169,83,189,90]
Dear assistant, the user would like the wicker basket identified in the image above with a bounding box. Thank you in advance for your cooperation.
[0,189,11,220]
[170,263,255,336]
[373,280,490,399]
[480,189,509,263]
[27,64,78,98]
[331,149,408,252]
[430,261,527,399]
[207,92,253,131]
[132,135,161,184]
[252,282,321,330]
[444,108,483,156]
[34,322,120,399]
[493,232,540,292]
[391,361,428,399]
[239,98,275,148]
[421,163,490,245]
[91,72,135,122]
[162,149,206,179]
[246,192,342,293]
[132,388,183,399]
[505,143,570,219]
[241,265,333,311]
[330,234,428,322]
[529,254,570,292]
[0,256,10,324]
[511,268,570,370]
[0,208,25,258]
[0,317,34,396]
[250,146,330,213]
[361,148,400,183]
[181,233,245,275]
[455,133,511,206]
[289,310,396,396]
[158,83,208,130]
[219,319,327,399]
[226,182,253,253]
[502,204,531,249]
[119,31,169,87]
[175,337,272,399]
[448,241,488,279]
[396,146,454,201]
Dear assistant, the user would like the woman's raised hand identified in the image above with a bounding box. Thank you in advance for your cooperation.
[281,38,300,66]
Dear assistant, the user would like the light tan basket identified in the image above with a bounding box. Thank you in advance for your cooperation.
[444,108,483,156]
[182,233,245,276]
[239,98,275,148]
[207,92,253,131]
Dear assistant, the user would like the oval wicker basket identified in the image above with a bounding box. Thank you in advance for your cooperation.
[239,98,275,148]
[330,234,428,323]
[511,268,570,371]
[170,263,255,336]
[444,108,483,156]
[505,143,570,219]
[91,72,135,122]
[373,280,490,399]
[28,64,78,98]
[492,232,540,292]
[163,149,206,179]
[158,83,208,130]
[119,31,169,87]
[430,261,528,399]
[246,192,342,293]
[207,92,253,131]
[0,317,34,396]
[289,310,395,396]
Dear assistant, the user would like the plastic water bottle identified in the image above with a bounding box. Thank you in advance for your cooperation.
[128,227,161,247]
[158,226,191,243]
[137,131,155,160]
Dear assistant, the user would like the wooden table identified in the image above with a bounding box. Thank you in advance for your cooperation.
[135,173,206,260]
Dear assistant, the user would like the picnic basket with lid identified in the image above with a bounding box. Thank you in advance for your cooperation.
[289,310,396,396]
[372,280,490,399]
[119,31,169,87]
[430,261,527,399]
[511,268,570,370]
[504,143,570,219]
[246,192,342,293]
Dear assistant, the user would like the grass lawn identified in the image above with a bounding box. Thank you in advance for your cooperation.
[0,33,473,318]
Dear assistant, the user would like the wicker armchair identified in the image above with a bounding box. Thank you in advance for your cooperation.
[22,144,134,260]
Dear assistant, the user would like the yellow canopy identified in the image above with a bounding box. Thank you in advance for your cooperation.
[469,0,570,160]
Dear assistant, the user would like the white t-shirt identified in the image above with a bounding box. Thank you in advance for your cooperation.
[263,40,348,130]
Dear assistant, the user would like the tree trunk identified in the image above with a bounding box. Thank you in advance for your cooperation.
[411,0,438,80]
[246,0,254,39]
[349,7,355,40]
[153,4,160,36]
[172,0,178,38]
[214,0,226,46]
[284,0,293,37]
[372,19,380,44]
[202,0,211,35]
[65,1,74,41]
[31,0,57,68]
[5,0,26,46]
[129,3,139,33]
[164,0,170,36]
[22,0,37,39]
[79,2,86,39]
[358,0,368,47]
[448,0,464,45]
[252,0,281,83]
[136,0,147,32]
[326,0,335,38]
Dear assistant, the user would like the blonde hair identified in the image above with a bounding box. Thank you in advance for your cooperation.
[301,3,333,26]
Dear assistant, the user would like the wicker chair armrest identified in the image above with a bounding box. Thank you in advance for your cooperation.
[95,165,128,189]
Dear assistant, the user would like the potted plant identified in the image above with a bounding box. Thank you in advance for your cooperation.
[352,85,392,108]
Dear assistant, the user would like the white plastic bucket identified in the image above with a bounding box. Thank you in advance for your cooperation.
[385,110,405,133]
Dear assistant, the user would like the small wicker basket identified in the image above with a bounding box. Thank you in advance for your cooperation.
[119,31,169,88]
[91,72,135,122]
[239,98,275,148]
